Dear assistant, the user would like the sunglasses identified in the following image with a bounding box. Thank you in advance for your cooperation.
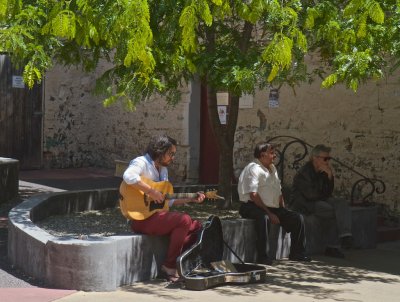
[316,156,332,162]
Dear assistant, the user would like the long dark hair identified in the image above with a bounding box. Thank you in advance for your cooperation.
[146,134,177,160]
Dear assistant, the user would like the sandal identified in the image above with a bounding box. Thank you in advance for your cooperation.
[159,266,184,283]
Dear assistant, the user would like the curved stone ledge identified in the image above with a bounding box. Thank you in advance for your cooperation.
[7,189,266,291]
[8,188,377,291]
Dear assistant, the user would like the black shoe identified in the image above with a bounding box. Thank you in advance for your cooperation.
[257,257,273,266]
[324,247,345,258]
[289,255,312,262]
[340,236,353,249]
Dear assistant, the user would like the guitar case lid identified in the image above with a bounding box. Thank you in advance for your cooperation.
[177,215,224,277]
[177,215,267,290]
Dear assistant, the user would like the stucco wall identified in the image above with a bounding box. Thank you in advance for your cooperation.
[44,64,192,182]
[44,63,399,208]
[235,70,400,208]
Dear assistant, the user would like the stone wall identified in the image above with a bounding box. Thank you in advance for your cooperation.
[44,64,192,182]
[235,68,400,208]
[44,62,400,208]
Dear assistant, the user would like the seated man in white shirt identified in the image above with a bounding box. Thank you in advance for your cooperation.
[238,142,311,265]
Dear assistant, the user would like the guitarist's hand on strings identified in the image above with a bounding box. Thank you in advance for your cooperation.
[146,188,164,203]
[191,192,206,204]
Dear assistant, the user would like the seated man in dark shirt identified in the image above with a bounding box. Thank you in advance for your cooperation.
[291,144,353,258]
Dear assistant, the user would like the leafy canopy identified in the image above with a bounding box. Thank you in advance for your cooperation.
[1,0,399,107]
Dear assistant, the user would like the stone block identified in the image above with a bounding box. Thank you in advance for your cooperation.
[351,206,377,249]
[304,206,378,254]
[0,157,19,203]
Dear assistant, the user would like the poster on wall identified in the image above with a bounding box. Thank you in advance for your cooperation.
[268,88,279,108]
[218,105,227,124]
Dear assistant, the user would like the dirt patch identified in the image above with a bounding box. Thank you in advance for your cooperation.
[36,201,242,238]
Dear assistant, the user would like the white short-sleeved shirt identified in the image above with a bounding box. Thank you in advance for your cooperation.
[123,154,168,184]
[237,160,282,208]
[122,154,174,206]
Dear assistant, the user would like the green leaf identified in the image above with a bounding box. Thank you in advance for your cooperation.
[267,65,279,82]
[197,0,212,26]
[262,34,293,70]
[42,10,76,39]
[211,0,223,5]
[0,0,7,19]
[321,73,338,88]
[23,63,42,88]
[367,0,384,24]
[179,5,197,53]
[349,78,359,91]
[357,13,368,38]
[344,0,364,17]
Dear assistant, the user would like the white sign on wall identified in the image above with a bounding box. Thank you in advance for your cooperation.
[217,92,229,105]
[12,76,25,89]
[239,94,254,108]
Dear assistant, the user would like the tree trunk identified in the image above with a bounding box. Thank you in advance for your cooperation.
[202,21,252,208]
[205,85,240,208]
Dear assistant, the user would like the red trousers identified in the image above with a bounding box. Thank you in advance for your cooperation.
[131,211,202,269]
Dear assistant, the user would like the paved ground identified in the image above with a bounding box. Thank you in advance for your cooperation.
[58,241,400,302]
[0,168,120,301]
[1,168,400,302]
[18,167,121,190]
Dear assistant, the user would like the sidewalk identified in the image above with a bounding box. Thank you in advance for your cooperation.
[18,167,121,191]
[1,168,400,302]
[55,241,400,302]
[3,241,400,302]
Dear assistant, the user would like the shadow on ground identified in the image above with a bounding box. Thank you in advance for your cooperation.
[119,248,400,301]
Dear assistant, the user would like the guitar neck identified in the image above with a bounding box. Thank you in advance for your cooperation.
[166,192,197,200]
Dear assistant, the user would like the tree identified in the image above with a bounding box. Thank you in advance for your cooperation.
[1,0,399,206]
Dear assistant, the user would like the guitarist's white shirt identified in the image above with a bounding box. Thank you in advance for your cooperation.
[123,154,169,184]
[122,154,175,206]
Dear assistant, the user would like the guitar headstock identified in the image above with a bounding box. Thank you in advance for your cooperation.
[205,190,225,200]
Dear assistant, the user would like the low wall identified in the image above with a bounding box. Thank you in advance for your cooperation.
[7,188,377,291]
[305,206,378,254]
[7,189,267,291]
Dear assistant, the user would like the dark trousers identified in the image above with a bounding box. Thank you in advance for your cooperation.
[239,202,307,260]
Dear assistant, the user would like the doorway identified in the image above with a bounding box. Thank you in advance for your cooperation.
[0,54,43,169]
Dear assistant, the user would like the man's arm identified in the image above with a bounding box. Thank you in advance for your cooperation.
[122,158,165,203]
[172,192,206,206]
[279,194,285,208]
[249,192,280,224]
[129,180,165,203]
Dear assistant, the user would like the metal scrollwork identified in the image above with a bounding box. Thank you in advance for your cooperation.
[351,178,386,206]
[265,135,386,206]
[266,136,310,184]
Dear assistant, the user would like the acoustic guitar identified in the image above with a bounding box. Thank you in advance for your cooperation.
[119,177,224,220]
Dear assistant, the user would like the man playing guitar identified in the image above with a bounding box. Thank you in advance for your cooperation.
[120,134,205,282]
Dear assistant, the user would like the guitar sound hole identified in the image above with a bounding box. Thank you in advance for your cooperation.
[149,201,166,211]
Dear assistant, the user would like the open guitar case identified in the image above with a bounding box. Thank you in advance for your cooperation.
[177,215,267,290]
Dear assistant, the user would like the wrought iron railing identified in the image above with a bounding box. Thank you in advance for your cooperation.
[266,136,386,206]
